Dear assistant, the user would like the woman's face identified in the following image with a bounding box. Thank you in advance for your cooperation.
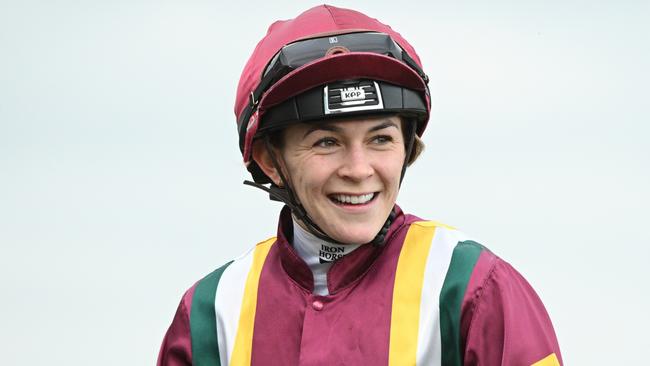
[279,115,405,244]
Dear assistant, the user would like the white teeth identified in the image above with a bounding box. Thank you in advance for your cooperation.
[333,193,375,205]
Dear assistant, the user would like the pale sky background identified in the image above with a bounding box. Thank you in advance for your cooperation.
[1,0,648,364]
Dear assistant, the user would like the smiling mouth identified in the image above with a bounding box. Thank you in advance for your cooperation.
[328,192,378,205]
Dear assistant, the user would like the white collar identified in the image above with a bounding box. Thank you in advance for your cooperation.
[291,219,361,295]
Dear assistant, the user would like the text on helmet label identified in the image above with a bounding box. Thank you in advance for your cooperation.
[340,87,366,102]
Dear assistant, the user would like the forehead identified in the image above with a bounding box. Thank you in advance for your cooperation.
[289,114,403,136]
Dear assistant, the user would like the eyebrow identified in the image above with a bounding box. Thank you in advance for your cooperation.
[368,121,399,132]
[303,119,399,138]
[303,124,343,138]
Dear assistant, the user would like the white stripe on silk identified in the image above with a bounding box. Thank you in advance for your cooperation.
[416,226,476,366]
[214,246,257,366]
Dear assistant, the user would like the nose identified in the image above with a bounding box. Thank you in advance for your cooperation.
[337,145,374,181]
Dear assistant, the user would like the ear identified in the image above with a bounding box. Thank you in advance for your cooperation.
[251,139,283,186]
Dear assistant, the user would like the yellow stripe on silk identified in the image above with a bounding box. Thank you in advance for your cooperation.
[229,238,275,366]
[427,220,456,231]
[531,353,560,366]
[388,221,438,366]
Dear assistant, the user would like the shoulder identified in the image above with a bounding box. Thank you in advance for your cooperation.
[461,252,563,365]
[402,216,493,277]
[166,236,278,332]
[161,237,278,365]
[399,217,501,313]
[406,220,526,321]
[402,219,561,364]
[405,216,550,317]
[188,236,278,306]
[400,217,526,321]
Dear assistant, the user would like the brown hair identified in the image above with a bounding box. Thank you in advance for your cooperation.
[407,134,425,166]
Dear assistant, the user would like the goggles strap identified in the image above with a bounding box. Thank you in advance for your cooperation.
[263,136,298,204]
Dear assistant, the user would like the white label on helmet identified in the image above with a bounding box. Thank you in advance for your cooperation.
[329,36,338,44]
[324,81,384,115]
[340,87,366,102]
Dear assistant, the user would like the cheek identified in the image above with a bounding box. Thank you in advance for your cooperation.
[380,157,404,181]
[290,159,330,197]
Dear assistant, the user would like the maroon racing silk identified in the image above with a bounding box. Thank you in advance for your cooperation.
[462,251,562,365]
[158,206,562,366]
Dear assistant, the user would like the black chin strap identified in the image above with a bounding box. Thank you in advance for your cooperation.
[243,181,342,244]
[244,121,417,247]
[247,136,347,245]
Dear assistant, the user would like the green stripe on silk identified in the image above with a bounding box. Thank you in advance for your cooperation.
[439,241,484,366]
[190,261,233,366]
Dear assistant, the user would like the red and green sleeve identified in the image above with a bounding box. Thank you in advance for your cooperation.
[158,261,233,366]
[459,247,563,366]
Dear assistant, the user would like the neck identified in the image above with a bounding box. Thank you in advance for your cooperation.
[291,218,361,295]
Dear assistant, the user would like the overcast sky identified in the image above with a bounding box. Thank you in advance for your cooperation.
[1,0,648,364]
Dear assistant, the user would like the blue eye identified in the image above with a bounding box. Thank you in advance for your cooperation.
[372,135,393,144]
[314,137,337,148]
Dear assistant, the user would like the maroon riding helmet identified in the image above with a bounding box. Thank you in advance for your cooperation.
[235,4,431,184]
[234,5,431,245]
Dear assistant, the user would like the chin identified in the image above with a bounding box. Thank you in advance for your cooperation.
[328,224,381,245]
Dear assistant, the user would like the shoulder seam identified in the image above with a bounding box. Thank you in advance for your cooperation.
[464,255,500,346]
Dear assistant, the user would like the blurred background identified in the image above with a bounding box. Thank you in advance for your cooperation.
[1,0,648,364]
